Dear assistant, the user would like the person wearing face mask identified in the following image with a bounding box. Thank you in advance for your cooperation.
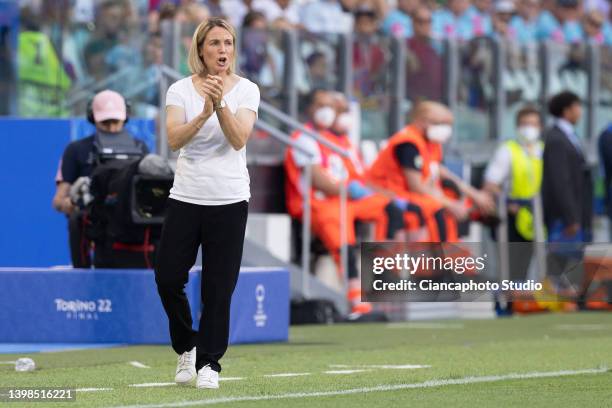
[367,101,495,242]
[329,92,407,242]
[484,106,543,240]
[285,89,401,317]
[482,106,543,281]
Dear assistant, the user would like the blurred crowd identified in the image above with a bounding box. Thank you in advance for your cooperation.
[5,0,611,118]
[148,0,612,44]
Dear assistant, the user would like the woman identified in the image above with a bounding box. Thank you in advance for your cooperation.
[154,18,260,389]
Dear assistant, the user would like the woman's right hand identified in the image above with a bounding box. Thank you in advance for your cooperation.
[202,93,214,118]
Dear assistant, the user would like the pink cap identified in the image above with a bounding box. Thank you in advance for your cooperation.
[92,90,127,122]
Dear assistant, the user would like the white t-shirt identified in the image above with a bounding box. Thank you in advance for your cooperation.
[165,76,260,205]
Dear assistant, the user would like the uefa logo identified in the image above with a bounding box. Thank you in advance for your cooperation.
[253,284,267,328]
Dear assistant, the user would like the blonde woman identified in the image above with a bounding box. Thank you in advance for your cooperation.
[154,18,260,389]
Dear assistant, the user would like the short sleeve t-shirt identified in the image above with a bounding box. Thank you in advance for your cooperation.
[394,142,421,170]
[165,76,260,205]
[394,142,440,182]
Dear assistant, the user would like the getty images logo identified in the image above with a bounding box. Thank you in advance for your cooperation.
[253,284,267,327]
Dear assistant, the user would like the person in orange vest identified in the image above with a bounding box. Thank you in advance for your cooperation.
[285,89,404,316]
[367,101,495,242]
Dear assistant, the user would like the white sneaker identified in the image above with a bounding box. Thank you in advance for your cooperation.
[196,365,219,389]
[175,347,196,385]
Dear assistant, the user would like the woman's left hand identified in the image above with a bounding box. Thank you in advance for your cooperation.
[202,75,223,106]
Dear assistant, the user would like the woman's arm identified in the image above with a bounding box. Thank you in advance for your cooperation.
[202,76,257,150]
[166,98,213,151]
[216,107,256,151]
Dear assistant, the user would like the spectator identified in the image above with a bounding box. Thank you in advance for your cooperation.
[582,9,608,44]
[52,90,149,267]
[537,0,584,43]
[223,0,255,28]
[381,0,419,38]
[542,91,592,243]
[352,6,386,99]
[175,2,210,24]
[83,0,132,81]
[141,31,163,107]
[300,0,353,33]
[203,0,226,18]
[472,0,493,36]
[406,6,444,101]
[598,122,612,240]
[483,105,543,279]
[432,0,487,41]
[240,11,274,82]
[510,0,541,44]
[147,1,179,33]
[584,0,610,15]
[254,0,301,26]
[491,0,518,41]
[606,8,612,45]
[306,51,333,90]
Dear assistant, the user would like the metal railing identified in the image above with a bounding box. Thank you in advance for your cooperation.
[496,190,547,291]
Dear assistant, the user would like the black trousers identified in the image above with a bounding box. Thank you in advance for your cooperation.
[154,198,248,373]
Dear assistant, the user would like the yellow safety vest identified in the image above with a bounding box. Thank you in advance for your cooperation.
[18,31,71,117]
[506,140,543,240]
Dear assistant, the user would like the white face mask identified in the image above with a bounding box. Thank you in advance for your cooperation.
[313,106,336,129]
[517,125,540,144]
[427,124,452,144]
[335,112,352,134]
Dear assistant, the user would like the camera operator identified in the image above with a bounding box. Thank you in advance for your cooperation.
[52,90,148,267]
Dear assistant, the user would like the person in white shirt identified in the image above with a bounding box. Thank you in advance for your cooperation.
[154,18,260,390]
[483,105,543,281]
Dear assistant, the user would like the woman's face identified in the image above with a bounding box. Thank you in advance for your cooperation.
[199,26,234,75]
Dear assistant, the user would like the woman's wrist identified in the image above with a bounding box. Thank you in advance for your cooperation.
[193,113,210,130]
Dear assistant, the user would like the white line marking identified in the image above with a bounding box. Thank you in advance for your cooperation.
[129,361,151,369]
[263,373,311,378]
[76,388,113,392]
[129,383,175,388]
[329,364,430,370]
[108,368,608,408]
[324,369,369,374]
[0,361,16,364]
[129,378,244,388]
[386,322,464,329]
[555,324,607,331]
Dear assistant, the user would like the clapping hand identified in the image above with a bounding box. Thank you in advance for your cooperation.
[201,75,223,106]
[201,93,213,118]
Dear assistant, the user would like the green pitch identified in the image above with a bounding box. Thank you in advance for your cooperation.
[2,312,611,407]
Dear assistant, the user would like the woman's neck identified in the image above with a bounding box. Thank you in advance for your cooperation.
[198,70,230,79]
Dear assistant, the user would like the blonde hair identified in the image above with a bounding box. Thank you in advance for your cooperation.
[187,18,237,76]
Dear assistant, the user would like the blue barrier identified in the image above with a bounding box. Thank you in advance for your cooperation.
[0,267,289,344]
[0,118,155,267]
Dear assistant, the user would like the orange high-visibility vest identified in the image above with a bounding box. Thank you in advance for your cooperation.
[367,125,443,195]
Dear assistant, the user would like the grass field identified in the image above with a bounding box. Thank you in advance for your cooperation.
[1,312,611,407]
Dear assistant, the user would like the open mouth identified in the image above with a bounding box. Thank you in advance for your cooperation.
[217,57,227,66]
